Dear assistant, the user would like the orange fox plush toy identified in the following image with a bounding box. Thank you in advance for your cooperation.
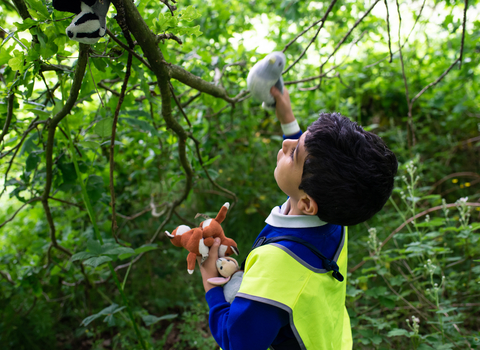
[165,203,239,274]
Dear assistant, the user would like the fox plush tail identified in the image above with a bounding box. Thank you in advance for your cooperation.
[215,202,230,224]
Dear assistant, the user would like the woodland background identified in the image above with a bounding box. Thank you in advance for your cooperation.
[0,0,479,349]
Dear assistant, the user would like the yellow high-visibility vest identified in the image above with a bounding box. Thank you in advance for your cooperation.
[237,227,352,350]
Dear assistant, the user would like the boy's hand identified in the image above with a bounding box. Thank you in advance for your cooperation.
[197,238,221,293]
[270,86,295,125]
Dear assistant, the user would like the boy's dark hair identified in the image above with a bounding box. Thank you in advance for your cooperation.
[299,113,398,226]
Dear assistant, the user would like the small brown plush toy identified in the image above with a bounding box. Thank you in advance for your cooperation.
[165,203,239,274]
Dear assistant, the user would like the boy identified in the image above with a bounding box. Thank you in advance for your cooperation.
[197,87,398,350]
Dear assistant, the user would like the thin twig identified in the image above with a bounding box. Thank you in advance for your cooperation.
[48,196,84,209]
[365,0,427,69]
[156,33,183,45]
[427,172,480,195]
[350,202,480,273]
[283,0,337,74]
[459,0,468,69]
[0,270,15,285]
[109,10,135,244]
[88,57,105,108]
[395,0,414,147]
[0,93,14,145]
[0,197,41,229]
[320,0,381,72]
[190,134,238,209]
[384,0,393,63]
[106,28,152,70]
[181,91,201,108]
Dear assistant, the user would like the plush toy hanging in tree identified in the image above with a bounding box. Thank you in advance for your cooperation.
[52,0,111,44]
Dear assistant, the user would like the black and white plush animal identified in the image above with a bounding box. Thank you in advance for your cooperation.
[52,0,111,44]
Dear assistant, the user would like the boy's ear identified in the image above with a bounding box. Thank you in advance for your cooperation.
[297,195,318,216]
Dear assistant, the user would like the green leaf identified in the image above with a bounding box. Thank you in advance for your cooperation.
[387,328,409,337]
[25,153,40,172]
[120,117,158,136]
[415,217,445,228]
[135,244,158,254]
[0,49,12,66]
[14,18,37,32]
[8,51,25,72]
[81,304,125,326]
[57,162,77,184]
[87,239,103,255]
[79,141,100,149]
[378,296,396,308]
[24,0,50,20]
[86,175,105,203]
[436,307,457,314]
[102,247,135,256]
[71,251,96,262]
[83,256,112,268]
[203,155,221,166]
[179,6,202,22]
[175,25,203,38]
[94,118,113,138]
[142,314,178,326]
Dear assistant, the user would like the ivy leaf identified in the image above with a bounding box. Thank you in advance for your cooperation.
[71,251,97,262]
[83,256,112,268]
[142,314,178,326]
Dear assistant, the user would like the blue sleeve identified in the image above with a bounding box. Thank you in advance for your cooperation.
[283,130,302,140]
[206,287,289,350]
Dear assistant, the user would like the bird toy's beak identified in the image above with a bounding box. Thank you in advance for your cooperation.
[269,57,276,64]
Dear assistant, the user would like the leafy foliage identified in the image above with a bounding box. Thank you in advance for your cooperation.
[1,0,479,349]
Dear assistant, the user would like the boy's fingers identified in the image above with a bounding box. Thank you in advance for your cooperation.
[209,238,221,259]
[270,86,280,97]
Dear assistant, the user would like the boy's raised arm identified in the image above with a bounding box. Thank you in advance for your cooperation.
[270,86,301,138]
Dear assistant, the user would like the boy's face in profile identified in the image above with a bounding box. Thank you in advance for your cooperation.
[274,132,309,203]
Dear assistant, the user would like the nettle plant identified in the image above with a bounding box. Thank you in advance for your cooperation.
[348,159,480,349]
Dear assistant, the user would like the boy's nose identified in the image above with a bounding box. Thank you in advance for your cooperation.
[282,139,295,154]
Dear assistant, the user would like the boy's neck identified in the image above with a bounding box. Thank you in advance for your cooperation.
[285,198,304,216]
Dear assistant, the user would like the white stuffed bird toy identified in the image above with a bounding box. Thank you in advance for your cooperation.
[53,0,111,44]
[247,51,286,110]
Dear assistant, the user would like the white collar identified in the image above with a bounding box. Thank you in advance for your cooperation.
[265,199,328,228]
